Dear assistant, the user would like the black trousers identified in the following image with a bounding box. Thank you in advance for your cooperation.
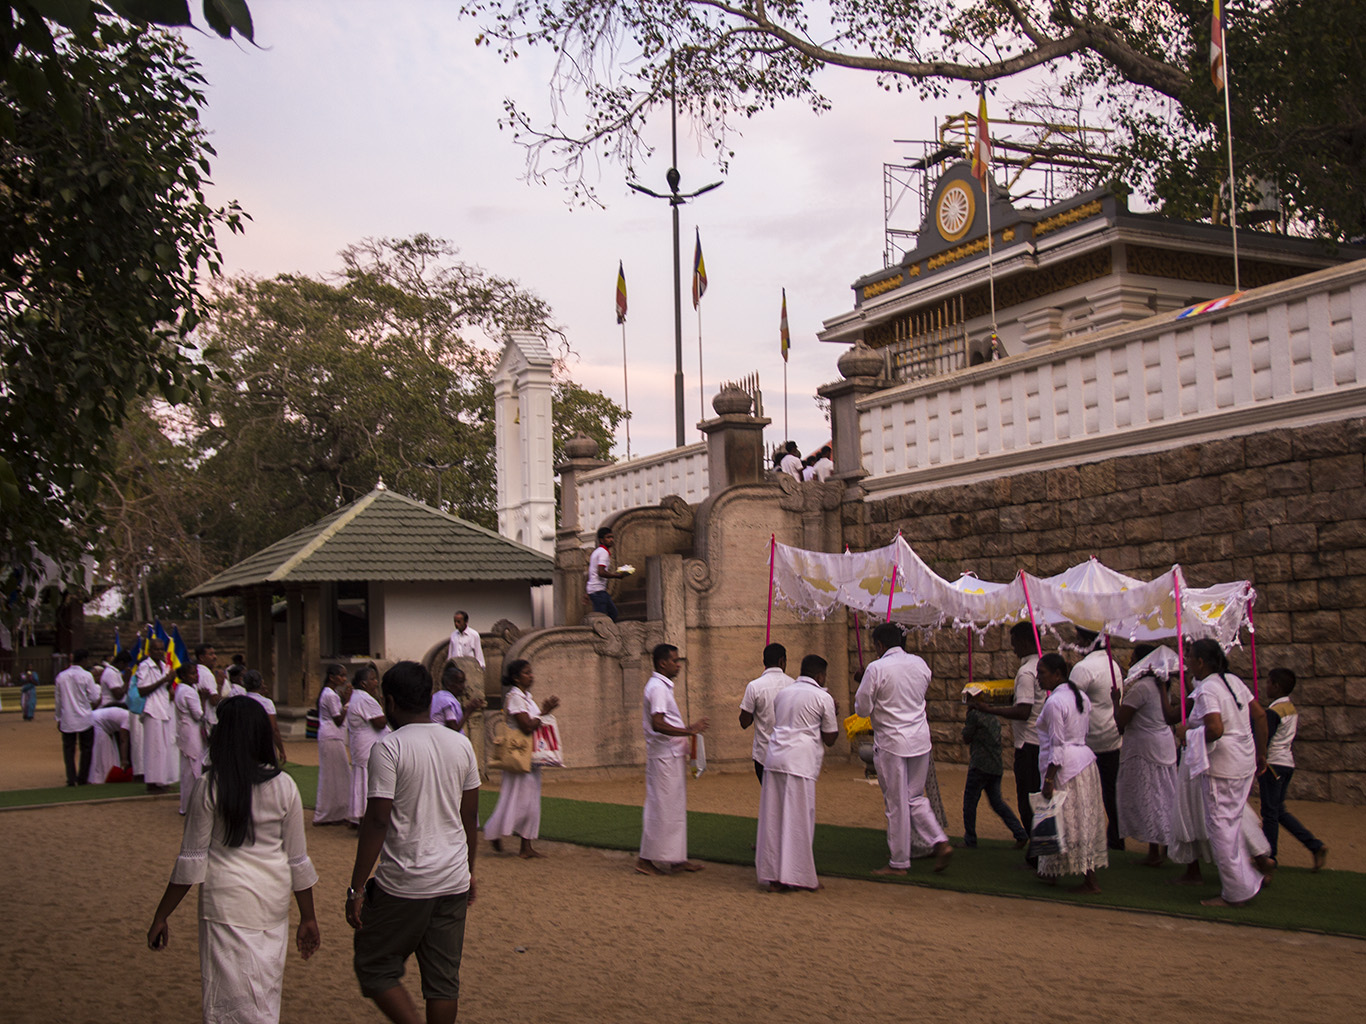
[753,759,765,783]
[1095,747,1122,848]
[1013,743,1041,833]
[62,728,95,785]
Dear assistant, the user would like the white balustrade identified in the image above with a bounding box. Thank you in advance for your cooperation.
[576,442,710,538]
[858,260,1366,496]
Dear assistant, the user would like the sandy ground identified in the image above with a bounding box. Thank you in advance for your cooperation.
[5,715,1365,1023]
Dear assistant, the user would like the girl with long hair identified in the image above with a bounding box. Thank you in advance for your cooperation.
[148,697,319,1023]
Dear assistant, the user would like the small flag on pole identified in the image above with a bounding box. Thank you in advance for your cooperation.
[615,261,628,324]
[692,229,707,309]
[1210,0,1226,92]
[780,288,790,362]
[971,91,991,185]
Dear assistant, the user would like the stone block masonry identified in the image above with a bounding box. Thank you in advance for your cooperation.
[844,417,1366,804]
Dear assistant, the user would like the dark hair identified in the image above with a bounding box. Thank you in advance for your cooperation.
[1269,667,1296,695]
[206,697,281,847]
[113,651,132,668]
[819,446,831,458]
[1038,653,1082,713]
[652,643,678,669]
[324,663,346,681]
[1188,638,1228,675]
[455,609,468,620]
[1074,627,1099,650]
[596,526,612,543]
[242,669,264,693]
[872,622,904,651]
[382,660,433,713]
[800,654,828,678]
[785,440,800,454]
[1010,621,1035,644]
[194,644,213,659]
[72,648,89,663]
[351,665,373,689]
[504,658,532,688]
[772,448,785,468]
[762,643,786,668]
[441,660,467,690]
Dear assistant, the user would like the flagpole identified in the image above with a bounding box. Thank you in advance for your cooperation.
[1222,69,1241,293]
[783,361,789,441]
[697,304,705,431]
[620,321,632,461]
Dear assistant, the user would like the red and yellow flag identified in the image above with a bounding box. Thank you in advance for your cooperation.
[780,288,790,363]
[615,261,627,324]
[971,91,991,185]
[1210,0,1226,92]
[691,228,707,309]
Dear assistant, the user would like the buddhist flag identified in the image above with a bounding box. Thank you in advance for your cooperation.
[780,288,790,362]
[1210,0,1226,92]
[971,90,991,185]
[615,261,628,324]
[691,228,707,309]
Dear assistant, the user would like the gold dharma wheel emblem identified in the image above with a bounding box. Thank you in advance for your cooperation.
[936,182,974,241]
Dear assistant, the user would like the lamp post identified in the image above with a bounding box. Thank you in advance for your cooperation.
[422,457,454,510]
[627,57,721,448]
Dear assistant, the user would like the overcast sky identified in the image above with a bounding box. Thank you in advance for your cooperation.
[182,2,979,461]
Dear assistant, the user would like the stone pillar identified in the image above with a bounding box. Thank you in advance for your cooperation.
[1018,306,1064,347]
[242,585,275,689]
[698,385,772,492]
[283,585,304,705]
[553,434,608,627]
[1087,280,1157,332]
[817,342,886,489]
[302,583,323,704]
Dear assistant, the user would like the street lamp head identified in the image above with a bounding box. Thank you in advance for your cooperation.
[666,166,681,193]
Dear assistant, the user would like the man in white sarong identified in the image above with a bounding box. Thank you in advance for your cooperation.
[738,643,795,783]
[172,663,206,815]
[135,640,178,793]
[1071,627,1125,850]
[446,610,485,668]
[636,643,709,876]
[855,623,953,875]
[89,705,131,784]
[314,664,353,825]
[756,654,839,892]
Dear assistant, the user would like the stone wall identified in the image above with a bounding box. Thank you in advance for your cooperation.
[842,415,1366,804]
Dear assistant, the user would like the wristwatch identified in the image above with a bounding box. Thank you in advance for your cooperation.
[346,885,361,901]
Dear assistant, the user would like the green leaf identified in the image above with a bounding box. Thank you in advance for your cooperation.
[109,0,194,28]
[25,0,95,32]
[205,0,253,41]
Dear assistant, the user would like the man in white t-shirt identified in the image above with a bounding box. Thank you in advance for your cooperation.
[586,526,631,622]
[756,654,839,891]
[347,660,480,1024]
[811,446,835,481]
[778,441,803,480]
[738,643,795,783]
[1070,627,1124,850]
[96,652,128,708]
[54,650,101,785]
[446,611,485,668]
[193,644,223,730]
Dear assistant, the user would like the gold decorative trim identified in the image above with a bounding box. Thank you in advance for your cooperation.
[928,235,991,270]
[862,272,905,299]
[908,263,921,277]
[1002,227,1016,242]
[1034,198,1104,237]
[936,182,975,241]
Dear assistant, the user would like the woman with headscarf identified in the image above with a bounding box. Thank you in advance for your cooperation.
[1115,644,1181,866]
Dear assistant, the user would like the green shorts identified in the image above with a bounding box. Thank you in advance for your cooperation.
[353,880,470,1001]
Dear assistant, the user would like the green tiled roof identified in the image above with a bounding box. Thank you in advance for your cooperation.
[186,486,553,596]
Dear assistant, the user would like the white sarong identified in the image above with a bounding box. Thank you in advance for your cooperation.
[483,765,543,841]
[199,917,288,1024]
[1205,772,1262,903]
[755,770,818,890]
[640,753,687,865]
[141,716,178,786]
[312,736,351,824]
[874,749,947,869]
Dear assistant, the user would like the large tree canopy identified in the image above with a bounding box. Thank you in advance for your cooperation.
[460,0,1365,236]
[1,20,243,591]
[147,236,625,592]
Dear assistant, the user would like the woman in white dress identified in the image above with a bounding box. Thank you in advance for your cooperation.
[148,697,319,1024]
[1035,653,1108,893]
[345,664,389,826]
[313,664,352,825]
[1115,645,1181,866]
[484,659,560,858]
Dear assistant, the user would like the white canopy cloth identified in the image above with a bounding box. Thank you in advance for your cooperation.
[771,536,1253,648]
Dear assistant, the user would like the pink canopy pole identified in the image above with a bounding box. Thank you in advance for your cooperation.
[885,564,898,622]
[1019,571,1044,658]
[1174,570,1187,725]
[845,545,865,669]
[765,533,776,646]
[1246,585,1260,699]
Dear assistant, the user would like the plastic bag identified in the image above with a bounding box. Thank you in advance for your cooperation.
[1028,790,1069,859]
[531,714,564,768]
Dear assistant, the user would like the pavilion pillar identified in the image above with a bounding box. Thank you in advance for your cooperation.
[302,584,323,705]
[242,585,275,690]
[283,584,305,706]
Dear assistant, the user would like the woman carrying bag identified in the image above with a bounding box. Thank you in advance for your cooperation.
[483,659,559,859]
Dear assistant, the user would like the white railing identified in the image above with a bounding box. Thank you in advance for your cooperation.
[577,442,709,535]
[857,259,1366,494]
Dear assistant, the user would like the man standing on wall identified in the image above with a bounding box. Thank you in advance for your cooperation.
[447,611,485,670]
[855,623,953,875]
[738,643,795,783]
[1070,626,1125,850]
[586,526,631,622]
[636,643,709,876]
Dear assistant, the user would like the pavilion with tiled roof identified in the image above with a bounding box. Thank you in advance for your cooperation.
[188,482,552,715]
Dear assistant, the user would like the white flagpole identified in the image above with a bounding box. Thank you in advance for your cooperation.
[697,305,705,430]
[621,322,632,461]
[783,361,789,441]
[1223,70,1241,292]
